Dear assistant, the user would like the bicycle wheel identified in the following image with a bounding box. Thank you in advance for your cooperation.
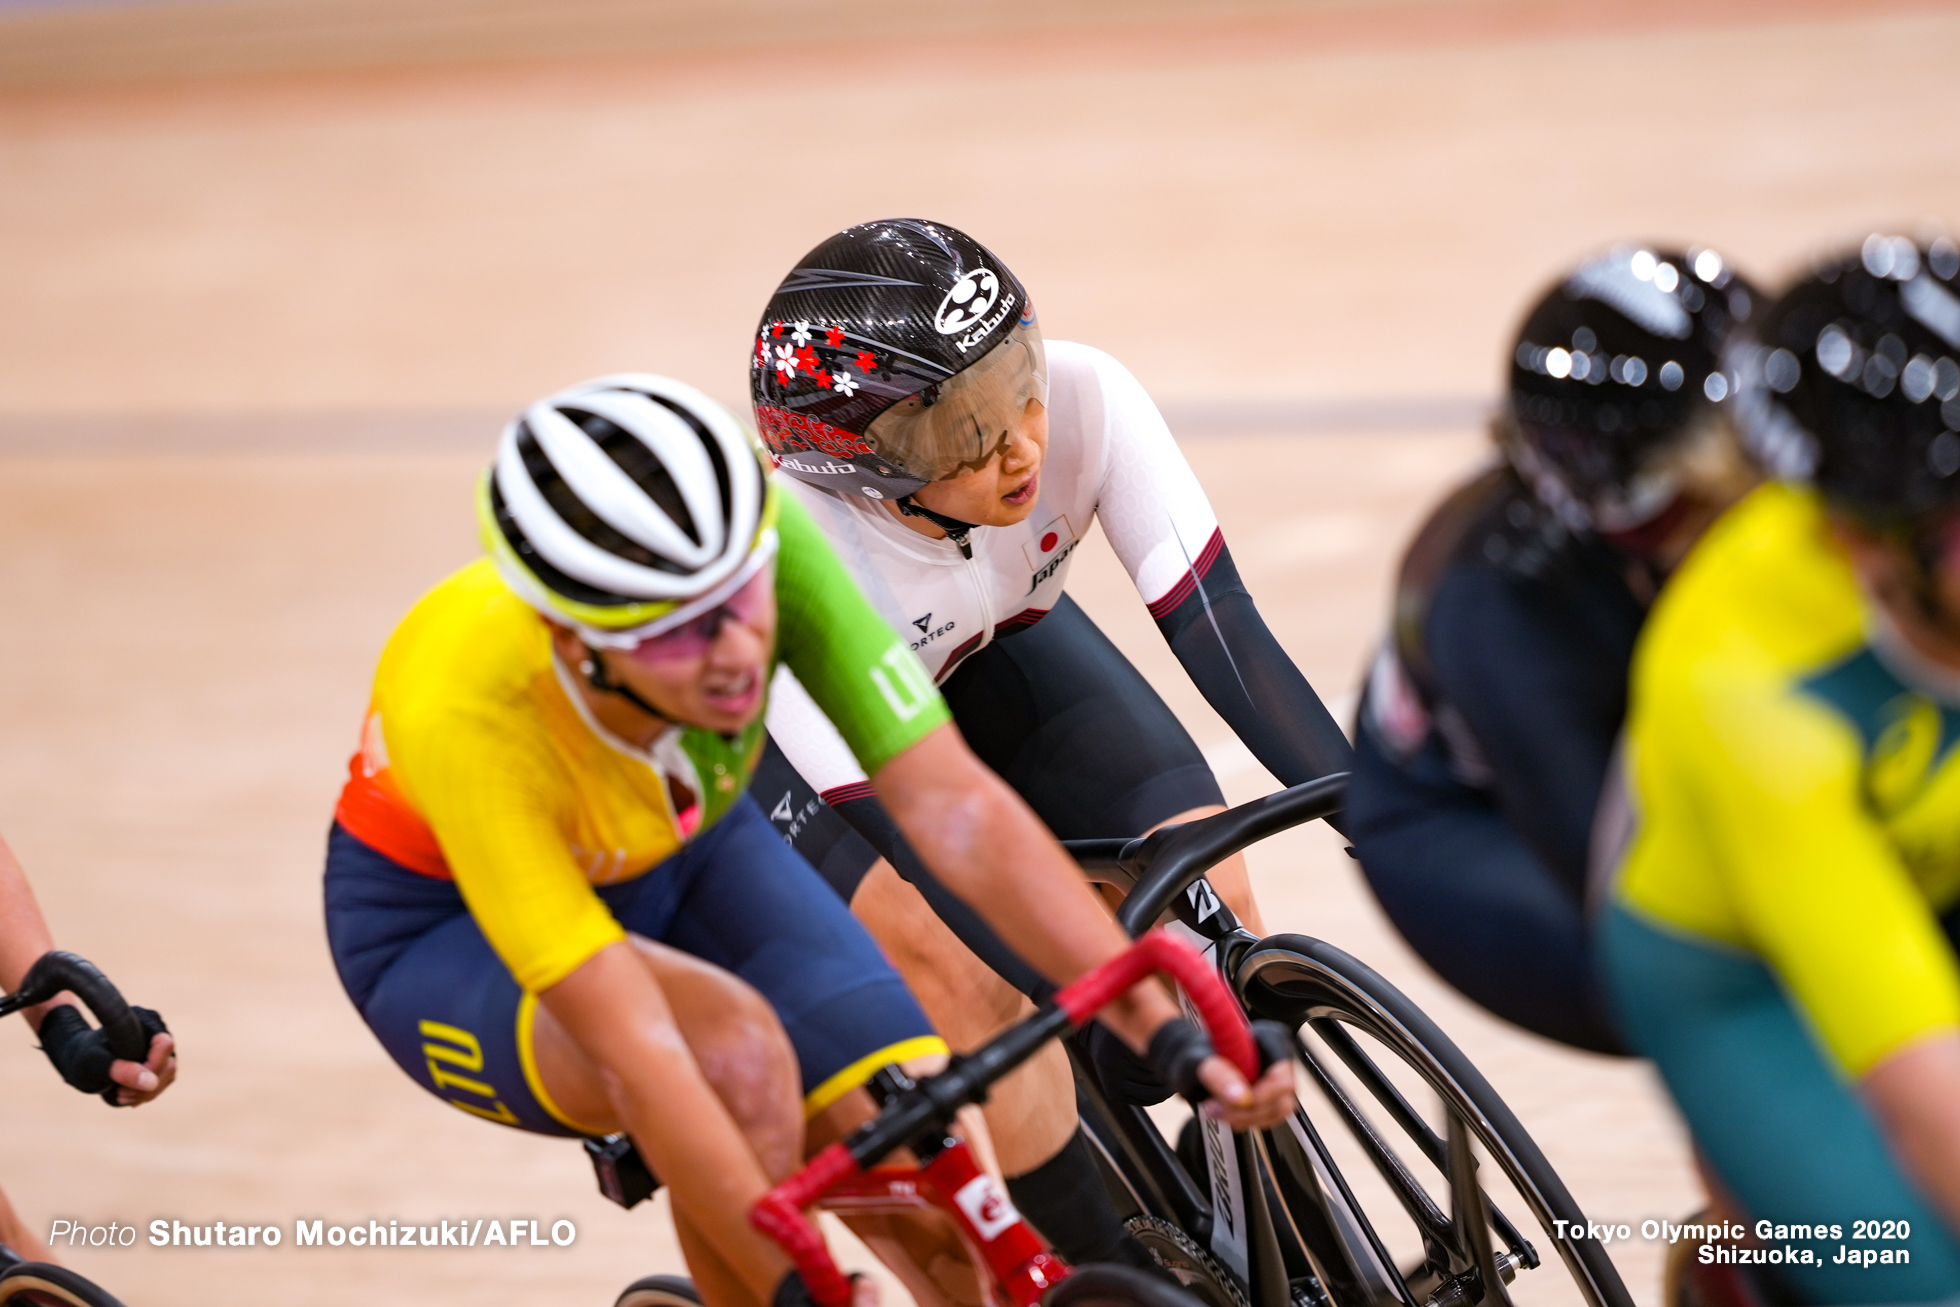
[615,1275,702,1307]
[0,1263,128,1307]
[1235,935,1632,1307]
[1049,1264,1214,1307]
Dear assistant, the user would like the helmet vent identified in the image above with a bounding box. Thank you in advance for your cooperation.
[643,393,735,533]
[516,417,692,575]
[487,475,636,608]
[565,407,701,547]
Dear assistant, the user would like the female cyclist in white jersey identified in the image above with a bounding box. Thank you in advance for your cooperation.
[747,218,1352,1272]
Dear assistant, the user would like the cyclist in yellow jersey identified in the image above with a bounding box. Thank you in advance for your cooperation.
[323,375,1294,1307]
[1602,236,1960,1303]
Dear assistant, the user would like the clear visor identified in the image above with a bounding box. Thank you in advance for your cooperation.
[866,321,1048,483]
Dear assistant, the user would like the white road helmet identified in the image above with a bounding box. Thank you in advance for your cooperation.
[479,373,774,644]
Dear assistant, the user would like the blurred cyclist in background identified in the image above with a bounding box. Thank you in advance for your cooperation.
[1601,234,1960,1303]
[0,831,175,1264]
[1348,245,1759,1054]
[324,374,1291,1307]
[746,218,1351,1272]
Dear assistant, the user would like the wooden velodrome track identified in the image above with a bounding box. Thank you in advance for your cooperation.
[1,1,1957,1302]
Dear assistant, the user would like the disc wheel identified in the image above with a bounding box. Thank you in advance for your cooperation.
[0,1263,127,1307]
[615,1274,703,1307]
[1124,1214,1247,1307]
[1237,934,1633,1307]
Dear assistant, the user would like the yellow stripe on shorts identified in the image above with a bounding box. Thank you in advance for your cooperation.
[803,1036,950,1120]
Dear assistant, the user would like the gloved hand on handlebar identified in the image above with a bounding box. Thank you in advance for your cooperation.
[1091,1015,1295,1126]
[39,1004,175,1107]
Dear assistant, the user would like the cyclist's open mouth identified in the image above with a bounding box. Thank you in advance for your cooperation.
[703,668,762,716]
[1003,473,1039,508]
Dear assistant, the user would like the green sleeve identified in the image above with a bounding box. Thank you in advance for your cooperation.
[773,489,951,775]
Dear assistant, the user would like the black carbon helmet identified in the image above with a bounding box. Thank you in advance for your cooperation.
[1739,234,1960,530]
[1506,245,1757,531]
[751,219,1037,503]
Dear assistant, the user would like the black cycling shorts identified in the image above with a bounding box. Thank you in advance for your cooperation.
[753,593,1224,905]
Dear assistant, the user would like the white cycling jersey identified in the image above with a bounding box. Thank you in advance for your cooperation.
[767,339,1223,797]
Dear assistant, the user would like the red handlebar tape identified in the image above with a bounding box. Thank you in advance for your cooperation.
[1054,931,1259,1081]
[749,1142,860,1307]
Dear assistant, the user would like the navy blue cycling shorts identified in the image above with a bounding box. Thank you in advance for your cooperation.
[324,794,943,1138]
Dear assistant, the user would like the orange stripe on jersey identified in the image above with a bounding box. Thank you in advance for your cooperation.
[335,752,451,879]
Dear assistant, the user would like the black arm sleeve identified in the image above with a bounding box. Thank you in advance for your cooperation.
[826,791,1057,1004]
[1422,561,1640,895]
[1155,539,1355,793]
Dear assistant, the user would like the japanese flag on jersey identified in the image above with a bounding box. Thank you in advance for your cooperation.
[1021,516,1078,572]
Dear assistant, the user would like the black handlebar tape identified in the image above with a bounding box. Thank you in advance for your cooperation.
[845,1004,1075,1169]
[2,951,147,1063]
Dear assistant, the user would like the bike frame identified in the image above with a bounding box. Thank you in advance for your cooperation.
[1069,775,1558,1307]
[751,931,1261,1307]
[1071,777,1358,1307]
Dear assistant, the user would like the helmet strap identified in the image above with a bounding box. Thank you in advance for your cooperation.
[895,496,979,560]
[578,645,673,725]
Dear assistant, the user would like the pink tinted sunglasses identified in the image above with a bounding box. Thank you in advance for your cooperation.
[620,565,775,665]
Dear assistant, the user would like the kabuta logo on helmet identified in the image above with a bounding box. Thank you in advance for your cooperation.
[934,268,1002,335]
[951,292,1019,354]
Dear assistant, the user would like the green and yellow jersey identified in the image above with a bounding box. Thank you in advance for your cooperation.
[1616,481,1960,1077]
[334,487,950,994]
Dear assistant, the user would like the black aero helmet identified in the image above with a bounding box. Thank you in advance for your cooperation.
[1739,234,1960,530]
[1506,245,1757,531]
[750,219,1043,505]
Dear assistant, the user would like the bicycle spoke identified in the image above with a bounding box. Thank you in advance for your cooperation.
[1446,1117,1516,1307]
[1312,1019,1534,1268]
[1263,1106,1419,1307]
[1292,1030,1454,1268]
[1311,1018,1446,1169]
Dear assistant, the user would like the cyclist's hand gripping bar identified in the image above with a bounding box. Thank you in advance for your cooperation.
[750,930,1260,1307]
[0,950,156,1104]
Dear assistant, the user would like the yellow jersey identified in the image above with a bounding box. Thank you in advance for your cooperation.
[335,491,949,994]
[1617,481,1960,1076]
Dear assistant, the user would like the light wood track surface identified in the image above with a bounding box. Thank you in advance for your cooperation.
[0,4,1954,1303]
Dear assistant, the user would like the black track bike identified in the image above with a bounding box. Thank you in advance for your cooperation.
[1063,774,1632,1307]
[0,952,144,1307]
[604,778,1633,1307]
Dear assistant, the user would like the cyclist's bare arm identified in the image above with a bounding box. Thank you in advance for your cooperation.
[0,835,58,1013]
[0,833,174,1105]
[539,940,802,1307]
[1864,1033,1960,1237]
[873,724,1293,1129]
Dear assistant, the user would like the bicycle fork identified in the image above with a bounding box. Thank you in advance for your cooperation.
[1160,902,1418,1307]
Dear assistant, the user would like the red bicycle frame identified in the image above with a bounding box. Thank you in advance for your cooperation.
[752,930,1258,1307]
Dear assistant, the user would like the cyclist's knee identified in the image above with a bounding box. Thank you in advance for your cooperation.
[624,936,803,1178]
[854,862,1026,1033]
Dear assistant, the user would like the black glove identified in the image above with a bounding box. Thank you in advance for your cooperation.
[38,1004,170,1106]
[1084,1019,1175,1106]
[1091,1016,1297,1108]
[1147,1017,1215,1102]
